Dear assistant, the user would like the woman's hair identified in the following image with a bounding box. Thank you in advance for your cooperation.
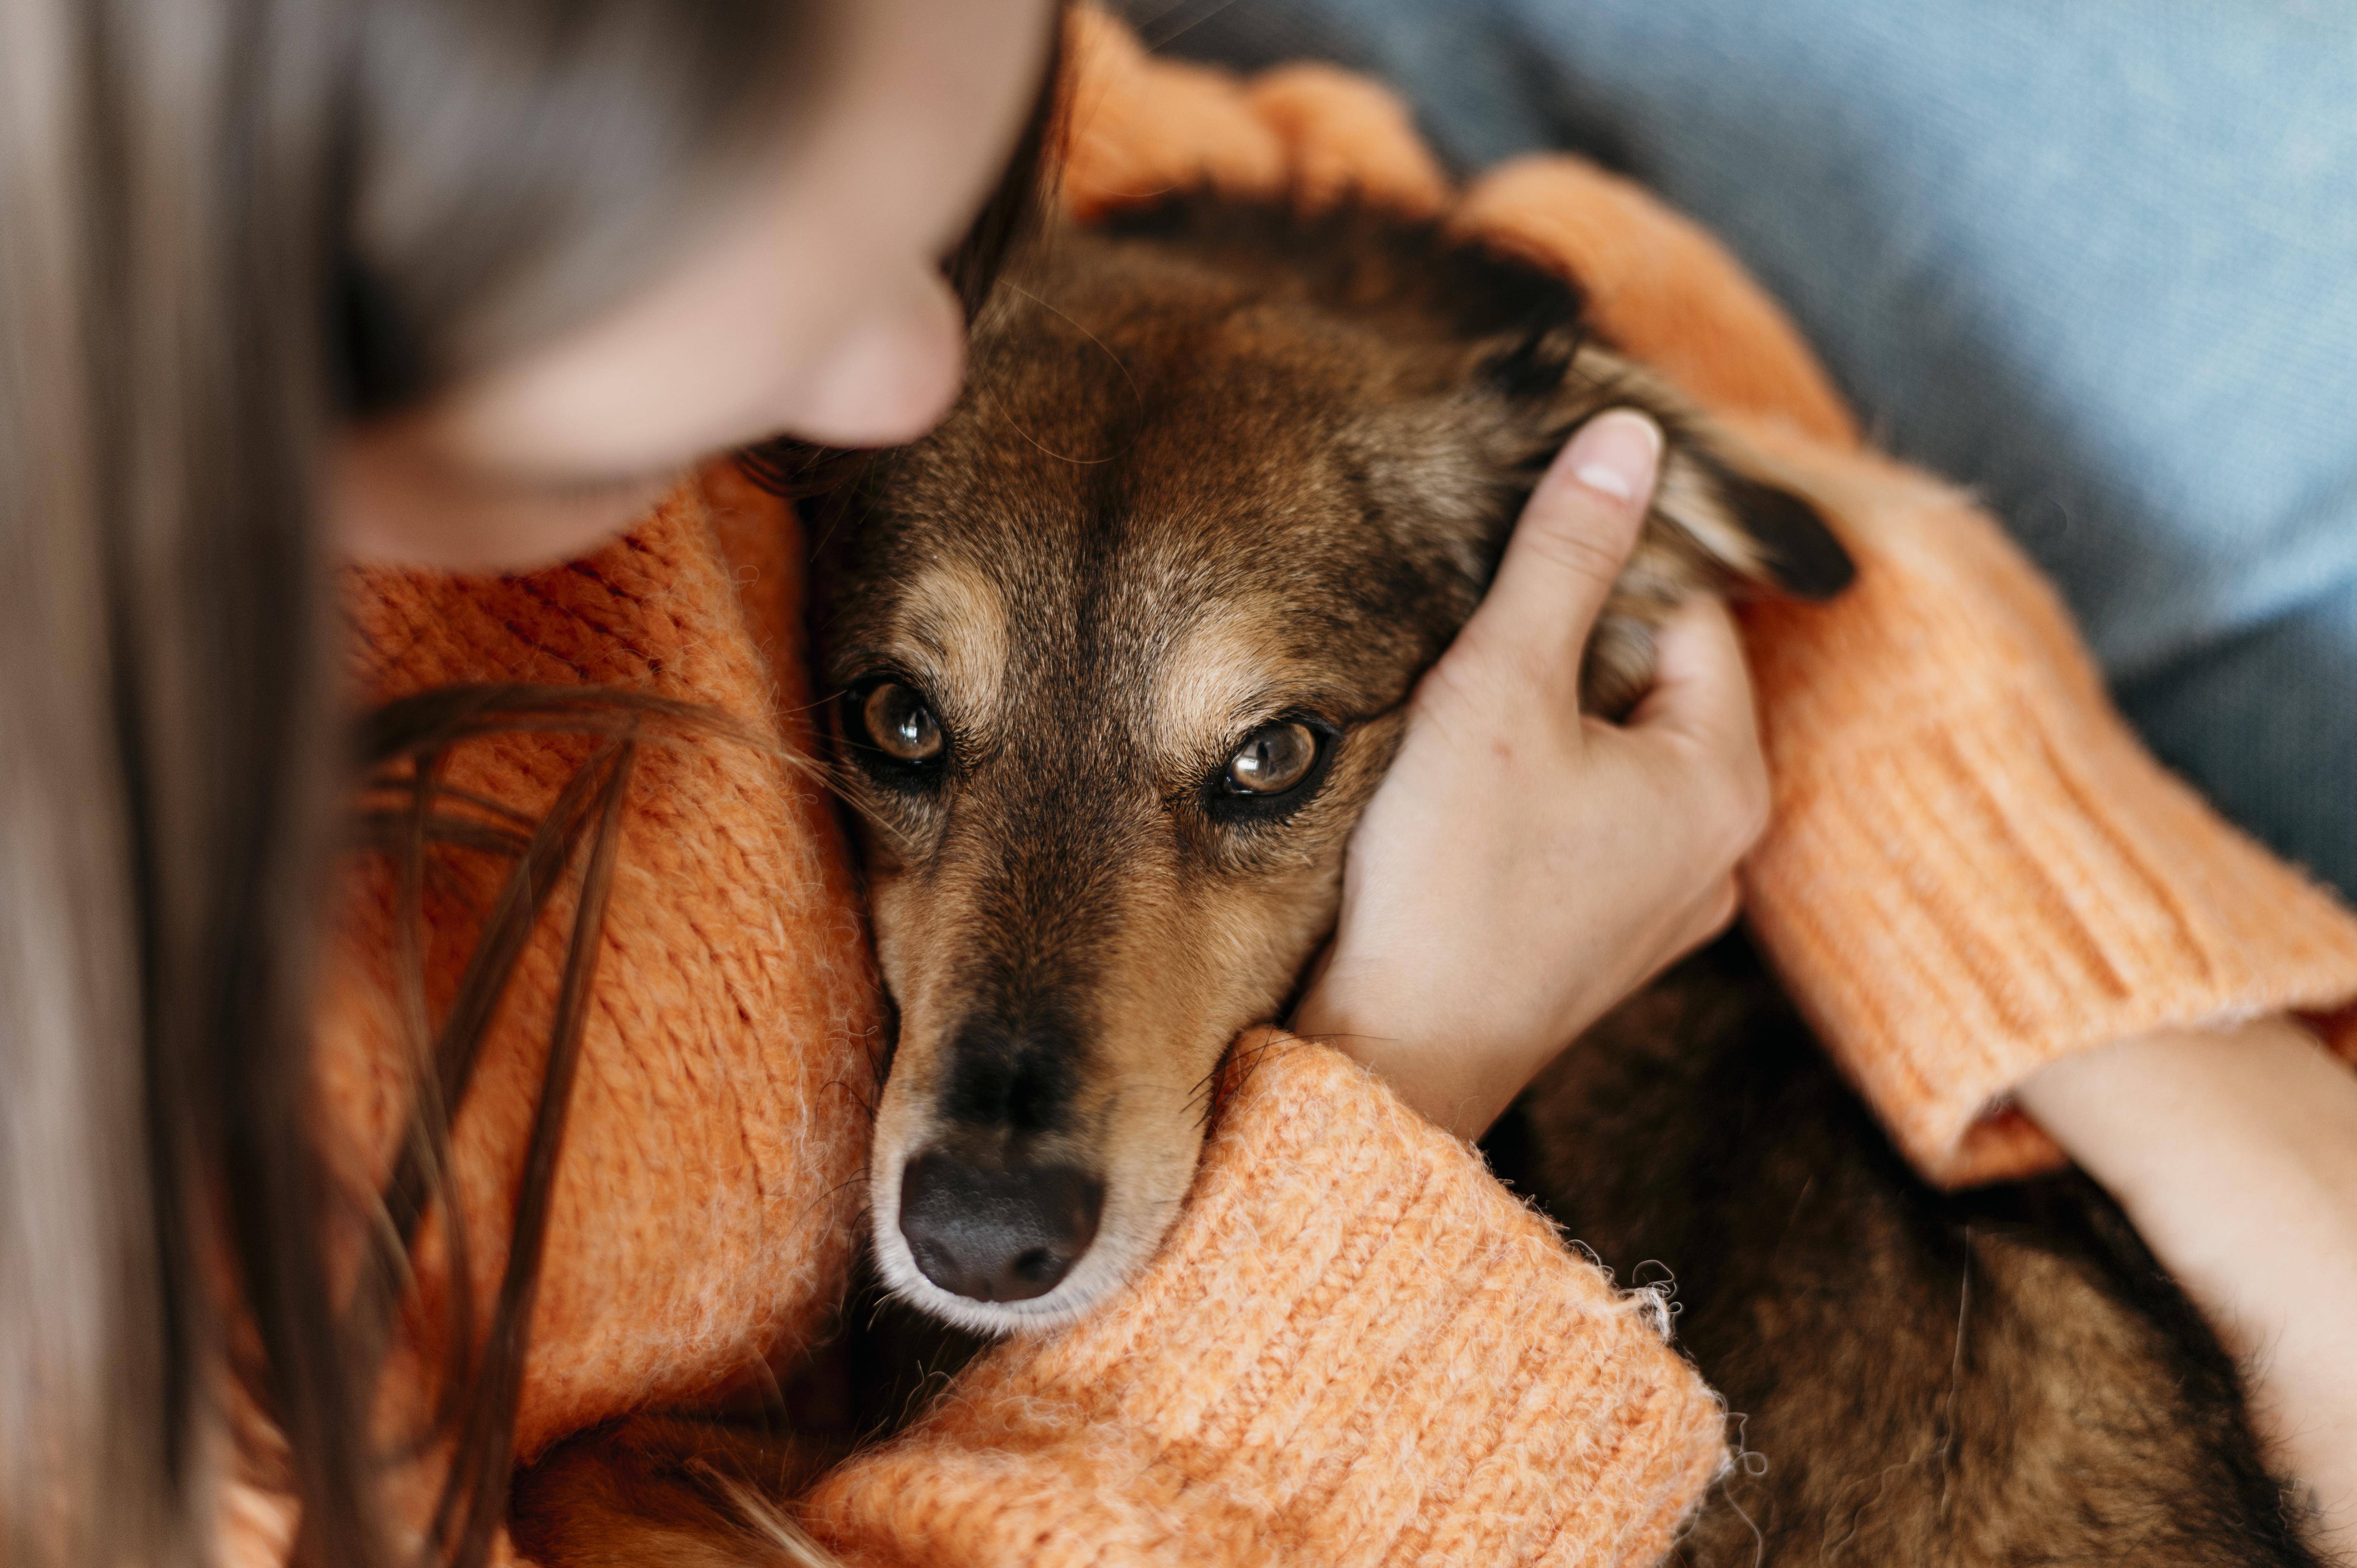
[0,3,1057,1566]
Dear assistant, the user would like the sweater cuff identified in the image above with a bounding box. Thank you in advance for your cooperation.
[804,1034,1726,1567]
[1732,421,2357,1188]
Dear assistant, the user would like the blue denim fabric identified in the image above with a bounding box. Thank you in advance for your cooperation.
[1127,0,2357,900]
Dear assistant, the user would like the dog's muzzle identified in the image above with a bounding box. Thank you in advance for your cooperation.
[897,1150,1105,1303]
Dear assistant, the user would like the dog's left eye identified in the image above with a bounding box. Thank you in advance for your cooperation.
[1223,721,1318,795]
[854,680,947,766]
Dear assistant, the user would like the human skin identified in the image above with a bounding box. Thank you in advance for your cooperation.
[1290,411,1766,1141]
[336,0,1058,571]
[2020,1022,2357,1563]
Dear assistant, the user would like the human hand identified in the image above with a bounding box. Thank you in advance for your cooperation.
[2018,1019,2357,1562]
[1290,410,1770,1140]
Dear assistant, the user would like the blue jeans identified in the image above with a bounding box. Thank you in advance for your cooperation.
[1130,0,2357,902]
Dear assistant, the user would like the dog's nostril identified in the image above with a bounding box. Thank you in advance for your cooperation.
[898,1151,1104,1305]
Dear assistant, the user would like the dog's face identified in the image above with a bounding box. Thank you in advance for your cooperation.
[811,204,1846,1332]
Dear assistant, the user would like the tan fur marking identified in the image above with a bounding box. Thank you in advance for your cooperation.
[885,560,1010,736]
[1152,600,1303,760]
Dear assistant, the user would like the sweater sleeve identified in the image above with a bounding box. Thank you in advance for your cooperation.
[802,1034,1727,1568]
[1728,424,2357,1185]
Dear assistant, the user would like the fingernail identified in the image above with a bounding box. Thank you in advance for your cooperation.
[1563,410,1663,503]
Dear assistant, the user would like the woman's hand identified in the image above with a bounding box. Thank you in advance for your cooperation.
[1291,410,1770,1140]
[2019,1019,2357,1562]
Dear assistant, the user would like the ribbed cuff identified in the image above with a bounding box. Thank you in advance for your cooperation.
[805,1035,1726,1567]
[1732,422,2357,1187]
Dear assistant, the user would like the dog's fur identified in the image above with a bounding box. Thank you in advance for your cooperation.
[513,200,2323,1564]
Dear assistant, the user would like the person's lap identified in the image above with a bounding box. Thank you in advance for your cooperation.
[1129,0,2357,900]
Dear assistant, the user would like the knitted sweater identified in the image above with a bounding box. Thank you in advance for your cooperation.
[225,9,2357,1566]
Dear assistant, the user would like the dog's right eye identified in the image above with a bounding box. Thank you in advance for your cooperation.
[1203,716,1335,825]
[1224,722,1318,795]
[857,681,946,766]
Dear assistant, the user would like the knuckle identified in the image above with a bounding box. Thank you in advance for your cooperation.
[1435,622,1578,718]
[1422,638,1524,720]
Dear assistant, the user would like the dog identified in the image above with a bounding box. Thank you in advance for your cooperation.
[513,197,2323,1564]
[814,194,1853,1335]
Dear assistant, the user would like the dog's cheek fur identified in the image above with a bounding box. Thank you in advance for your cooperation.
[866,850,1323,1330]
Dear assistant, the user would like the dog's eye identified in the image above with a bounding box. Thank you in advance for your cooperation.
[861,682,945,764]
[1224,721,1318,795]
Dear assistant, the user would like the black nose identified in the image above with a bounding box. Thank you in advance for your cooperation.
[898,1151,1104,1303]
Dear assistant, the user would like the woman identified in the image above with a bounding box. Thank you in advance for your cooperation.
[2,2,2350,1566]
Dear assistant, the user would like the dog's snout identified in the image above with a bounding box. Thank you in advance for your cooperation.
[941,1013,1082,1135]
[898,1151,1104,1304]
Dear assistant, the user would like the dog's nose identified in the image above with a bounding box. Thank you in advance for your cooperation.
[898,1151,1104,1303]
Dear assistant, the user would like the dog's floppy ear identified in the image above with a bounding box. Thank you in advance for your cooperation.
[1649,437,1855,603]
[1468,314,1855,715]
[1476,320,1854,604]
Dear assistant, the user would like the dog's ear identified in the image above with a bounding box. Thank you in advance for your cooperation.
[1465,316,1856,716]
[1648,438,1855,602]
[1474,323,1854,603]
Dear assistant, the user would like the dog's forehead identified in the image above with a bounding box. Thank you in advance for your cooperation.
[864,503,1384,745]
[880,331,1487,608]
[839,266,1512,751]
[872,426,1467,714]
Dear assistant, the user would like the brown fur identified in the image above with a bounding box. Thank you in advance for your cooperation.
[1502,939,2313,1564]
[515,198,2320,1563]
[512,1415,840,1568]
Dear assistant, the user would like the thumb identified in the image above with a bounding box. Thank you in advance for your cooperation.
[1449,409,1662,705]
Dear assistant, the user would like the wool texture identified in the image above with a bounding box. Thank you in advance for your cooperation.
[224,7,2357,1565]
[319,469,882,1463]
[804,1036,1727,1567]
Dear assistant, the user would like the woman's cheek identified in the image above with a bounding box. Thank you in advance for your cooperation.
[774,270,968,449]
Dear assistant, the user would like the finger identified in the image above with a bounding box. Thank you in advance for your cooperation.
[1448,409,1662,703]
[1666,878,1741,974]
[1696,877,1742,944]
[1628,594,1760,759]
[1629,598,1771,869]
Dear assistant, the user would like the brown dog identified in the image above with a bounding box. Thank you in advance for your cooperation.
[812,196,1850,1335]
[514,198,2322,1564]
[801,196,2320,1563]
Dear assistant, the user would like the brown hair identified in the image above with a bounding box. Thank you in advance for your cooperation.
[0,3,1055,1566]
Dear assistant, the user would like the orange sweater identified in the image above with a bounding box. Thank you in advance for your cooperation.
[229,10,2357,1566]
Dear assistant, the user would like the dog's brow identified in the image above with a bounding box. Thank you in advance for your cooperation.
[1153,602,1314,753]
[892,561,1010,722]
